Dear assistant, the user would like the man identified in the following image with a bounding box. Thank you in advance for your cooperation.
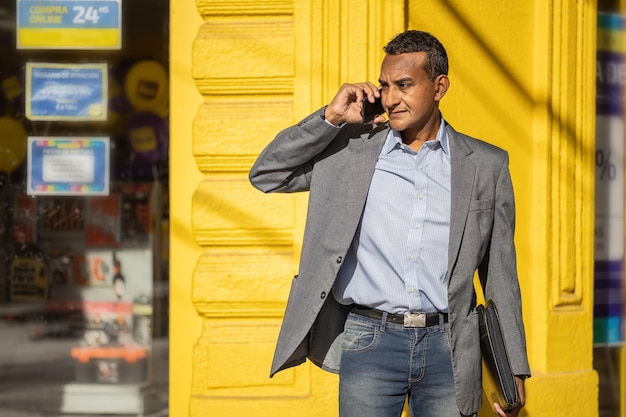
[249,30,530,417]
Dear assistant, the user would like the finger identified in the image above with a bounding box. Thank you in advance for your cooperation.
[348,85,366,105]
[362,83,381,103]
[370,114,387,124]
[493,403,506,417]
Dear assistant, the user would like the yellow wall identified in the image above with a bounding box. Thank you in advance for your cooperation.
[410,1,598,416]
[170,1,599,416]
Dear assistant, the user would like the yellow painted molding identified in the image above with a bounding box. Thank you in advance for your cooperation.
[191,175,295,246]
[537,0,596,374]
[196,0,293,16]
[194,78,294,96]
[191,318,310,397]
[192,248,294,317]
[546,0,595,310]
[192,17,295,83]
[518,370,598,416]
[192,97,294,173]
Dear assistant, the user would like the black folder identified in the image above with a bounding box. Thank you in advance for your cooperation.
[477,300,519,411]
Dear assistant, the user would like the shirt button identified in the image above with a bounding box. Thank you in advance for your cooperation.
[418,165,423,170]
[320,292,327,299]
[418,194,424,200]
[336,256,343,263]
[410,255,415,261]
[414,224,420,229]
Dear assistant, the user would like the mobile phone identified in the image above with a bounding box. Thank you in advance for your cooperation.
[361,93,385,124]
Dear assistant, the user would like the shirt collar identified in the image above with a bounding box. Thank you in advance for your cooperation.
[384,115,449,155]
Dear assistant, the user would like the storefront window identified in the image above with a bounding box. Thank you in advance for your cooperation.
[0,1,169,415]
[596,2,626,417]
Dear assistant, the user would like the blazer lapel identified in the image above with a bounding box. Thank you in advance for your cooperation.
[447,125,476,275]
[345,125,388,215]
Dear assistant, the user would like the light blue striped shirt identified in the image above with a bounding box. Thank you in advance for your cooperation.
[333,120,451,314]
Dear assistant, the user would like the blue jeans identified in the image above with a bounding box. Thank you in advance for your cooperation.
[339,312,475,417]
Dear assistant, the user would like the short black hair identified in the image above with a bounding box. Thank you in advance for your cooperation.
[383,30,448,80]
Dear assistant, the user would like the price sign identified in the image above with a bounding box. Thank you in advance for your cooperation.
[17,0,121,50]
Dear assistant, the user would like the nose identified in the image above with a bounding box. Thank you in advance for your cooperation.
[383,87,400,109]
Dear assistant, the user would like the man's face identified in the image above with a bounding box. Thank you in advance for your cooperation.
[379,52,448,139]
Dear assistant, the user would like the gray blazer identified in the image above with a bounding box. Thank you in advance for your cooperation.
[249,108,530,415]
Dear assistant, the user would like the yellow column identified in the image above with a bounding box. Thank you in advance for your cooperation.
[169,1,204,416]
[407,1,598,416]
[529,1,599,415]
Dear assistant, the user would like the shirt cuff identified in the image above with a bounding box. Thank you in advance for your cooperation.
[320,107,346,128]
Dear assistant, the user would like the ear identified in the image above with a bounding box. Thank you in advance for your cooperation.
[434,74,450,101]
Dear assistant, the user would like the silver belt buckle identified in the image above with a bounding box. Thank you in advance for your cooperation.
[403,312,426,328]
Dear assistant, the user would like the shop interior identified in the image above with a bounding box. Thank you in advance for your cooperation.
[0,1,170,415]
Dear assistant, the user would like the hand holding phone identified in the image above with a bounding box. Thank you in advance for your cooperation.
[324,83,382,125]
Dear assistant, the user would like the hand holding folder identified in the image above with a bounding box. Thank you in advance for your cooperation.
[477,300,520,413]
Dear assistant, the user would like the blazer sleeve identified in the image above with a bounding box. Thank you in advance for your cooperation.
[249,108,345,194]
[478,152,531,377]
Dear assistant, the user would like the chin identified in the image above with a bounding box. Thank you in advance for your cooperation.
[388,120,405,131]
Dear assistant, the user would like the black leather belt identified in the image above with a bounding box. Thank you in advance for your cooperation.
[351,305,448,328]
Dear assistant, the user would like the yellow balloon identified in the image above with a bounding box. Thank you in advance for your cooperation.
[0,117,27,173]
[124,60,169,114]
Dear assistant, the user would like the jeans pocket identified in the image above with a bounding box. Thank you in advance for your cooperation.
[342,315,380,352]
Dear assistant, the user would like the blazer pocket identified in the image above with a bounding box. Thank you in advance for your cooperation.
[469,198,494,212]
